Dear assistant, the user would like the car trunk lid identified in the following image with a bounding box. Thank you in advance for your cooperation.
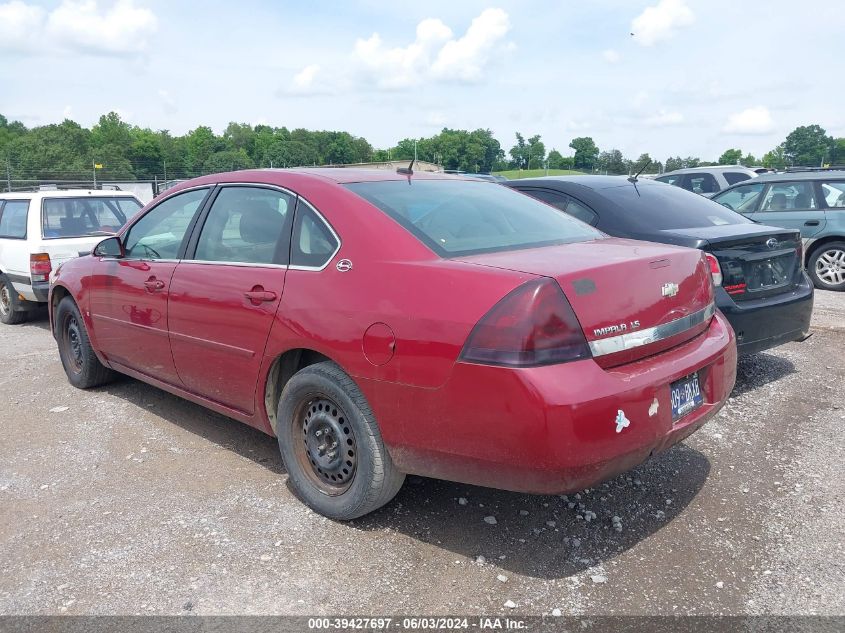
[659,225,803,301]
[456,238,715,368]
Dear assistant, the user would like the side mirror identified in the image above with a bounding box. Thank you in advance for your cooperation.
[93,236,125,258]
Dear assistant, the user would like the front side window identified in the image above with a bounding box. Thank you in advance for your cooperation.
[517,188,598,226]
[682,173,719,194]
[713,182,765,213]
[759,181,817,211]
[347,180,601,257]
[290,203,339,268]
[724,172,752,186]
[123,188,209,259]
[821,181,845,208]
[0,200,29,239]
[194,187,293,265]
[42,196,140,239]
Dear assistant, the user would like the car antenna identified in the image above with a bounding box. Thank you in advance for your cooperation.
[628,158,650,183]
[397,157,415,181]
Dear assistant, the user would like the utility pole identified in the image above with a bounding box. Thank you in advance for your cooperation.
[92,160,97,188]
[5,156,11,192]
[163,158,167,186]
[414,140,418,162]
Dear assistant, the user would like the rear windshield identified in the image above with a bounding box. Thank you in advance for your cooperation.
[346,180,602,256]
[601,182,754,232]
[42,196,141,239]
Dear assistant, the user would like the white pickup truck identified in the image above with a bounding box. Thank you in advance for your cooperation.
[0,189,143,324]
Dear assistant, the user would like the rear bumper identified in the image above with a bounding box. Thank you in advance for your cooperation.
[717,272,814,356]
[367,311,737,494]
[7,275,48,305]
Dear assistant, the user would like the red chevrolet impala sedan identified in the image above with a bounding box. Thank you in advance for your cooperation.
[50,169,737,519]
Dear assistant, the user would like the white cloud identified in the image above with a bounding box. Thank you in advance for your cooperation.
[644,109,684,127]
[0,0,156,56]
[0,1,45,52]
[425,111,447,127]
[631,0,695,46]
[286,63,336,96]
[299,8,511,92]
[602,49,621,63]
[722,106,774,134]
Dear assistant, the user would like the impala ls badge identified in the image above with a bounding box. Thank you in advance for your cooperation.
[766,238,778,249]
[661,282,679,298]
[336,259,353,272]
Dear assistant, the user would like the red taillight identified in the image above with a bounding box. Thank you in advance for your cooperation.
[704,252,722,287]
[724,283,746,295]
[30,253,52,282]
[460,278,591,367]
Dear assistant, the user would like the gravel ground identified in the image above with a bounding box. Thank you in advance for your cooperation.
[0,291,843,616]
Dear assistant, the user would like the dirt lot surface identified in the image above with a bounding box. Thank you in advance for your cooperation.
[1,291,843,616]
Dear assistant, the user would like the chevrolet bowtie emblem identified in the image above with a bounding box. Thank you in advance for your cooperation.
[661,282,679,298]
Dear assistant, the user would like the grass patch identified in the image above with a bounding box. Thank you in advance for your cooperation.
[493,169,587,180]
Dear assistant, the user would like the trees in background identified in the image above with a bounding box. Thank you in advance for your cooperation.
[1,113,842,186]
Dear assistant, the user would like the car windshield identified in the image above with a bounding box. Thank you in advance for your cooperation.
[601,182,754,231]
[42,196,140,239]
[346,179,602,256]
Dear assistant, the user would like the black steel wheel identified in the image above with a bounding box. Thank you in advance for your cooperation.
[55,296,115,389]
[294,396,358,495]
[277,361,404,520]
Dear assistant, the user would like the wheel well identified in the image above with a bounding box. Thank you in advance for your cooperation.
[50,285,72,335]
[806,236,845,264]
[264,348,332,434]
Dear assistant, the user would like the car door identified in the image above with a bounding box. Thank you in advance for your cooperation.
[167,185,294,414]
[86,187,211,385]
[752,180,826,239]
[0,199,32,295]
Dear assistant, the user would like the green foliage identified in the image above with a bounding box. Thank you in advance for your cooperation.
[597,149,627,175]
[783,124,832,167]
[718,148,743,165]
[762,145,787,170]
[393,129,503,173]
[569,137,599,170]
[547,149,573,170]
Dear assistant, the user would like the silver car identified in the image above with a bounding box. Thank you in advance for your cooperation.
[655,166,759,196]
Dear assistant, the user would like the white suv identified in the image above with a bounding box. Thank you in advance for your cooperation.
[0,189,142,324]
[655,166,759,196]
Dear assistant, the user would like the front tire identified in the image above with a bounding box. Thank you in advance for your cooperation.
[55,296,115,388]
[0,274,28,325]
[277,361,405,520]
[808,241,845,291]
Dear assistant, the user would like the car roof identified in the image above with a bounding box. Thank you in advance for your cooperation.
[507,174,659,190]
[238,167,473,184]
[661,166,758,175]
[0,190,140,200]
[743,170,845,183]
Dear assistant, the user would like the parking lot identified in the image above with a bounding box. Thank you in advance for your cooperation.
[1,291,843,616]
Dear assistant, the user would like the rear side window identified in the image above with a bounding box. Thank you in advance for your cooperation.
[821,181,845,208]
[656,174,682,186]
[600,182,754,231]
[519,188,598,226]
[682,173,719,194]
[42,196,140,239]
[713,182,765,213]
[759,182,817,211]
[290,202,339,269]
[0,200,29,238]
[724,172,752,185]
[346,180,601,256]
[194,187,293,265]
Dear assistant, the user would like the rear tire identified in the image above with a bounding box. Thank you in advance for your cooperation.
[277,361,405,520]
[0,274,28,325]
[55,296,115,388]
[808,241,845,291]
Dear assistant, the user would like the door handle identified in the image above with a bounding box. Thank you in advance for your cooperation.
[244,288,278,304]
[143,278,165,292]
[804,220,820,226]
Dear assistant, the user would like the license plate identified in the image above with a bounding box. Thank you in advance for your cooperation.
[670,373,703,421]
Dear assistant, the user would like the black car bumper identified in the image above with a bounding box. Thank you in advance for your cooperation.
[717,272,814,356]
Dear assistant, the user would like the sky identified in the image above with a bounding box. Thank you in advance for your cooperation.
[0,0,842,161]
